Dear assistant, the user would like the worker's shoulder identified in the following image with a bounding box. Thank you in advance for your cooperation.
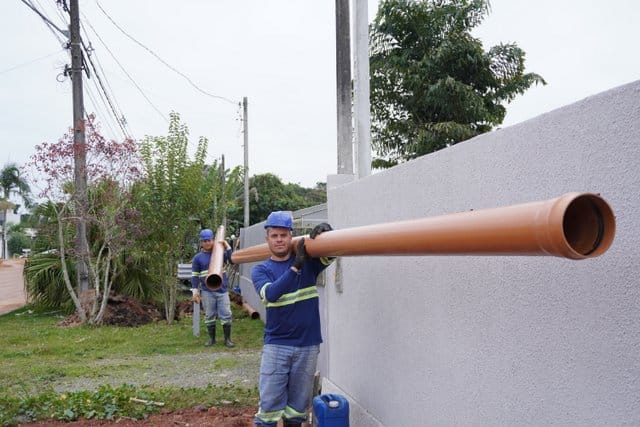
[192,250,210,261]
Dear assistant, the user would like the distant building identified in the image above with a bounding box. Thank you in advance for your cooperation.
[0,209,22,258]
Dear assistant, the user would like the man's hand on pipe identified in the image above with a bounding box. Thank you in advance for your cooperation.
[293,238,307,270]
[310,223,333,239]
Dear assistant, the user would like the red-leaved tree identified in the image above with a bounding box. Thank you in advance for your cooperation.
[25,115,143,324]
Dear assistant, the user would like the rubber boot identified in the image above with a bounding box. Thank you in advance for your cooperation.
[205,324,216,346]
[223,324,235,348]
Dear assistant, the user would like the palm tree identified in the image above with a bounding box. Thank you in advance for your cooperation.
[0,163,31,258]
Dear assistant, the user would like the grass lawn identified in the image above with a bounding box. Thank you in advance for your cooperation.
[0,302,264,425]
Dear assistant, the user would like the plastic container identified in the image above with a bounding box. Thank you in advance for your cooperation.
[313,393,349,427]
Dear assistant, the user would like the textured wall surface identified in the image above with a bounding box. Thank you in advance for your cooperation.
[240,81,640,426]
[320,81,640,426]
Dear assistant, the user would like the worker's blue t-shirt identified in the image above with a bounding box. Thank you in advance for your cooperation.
[252,254,332,347]
[191,249,232,294]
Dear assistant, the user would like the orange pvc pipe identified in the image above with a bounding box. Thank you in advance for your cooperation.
[242,301,260,320]
[230,192,615,263]
[205,225,226,291]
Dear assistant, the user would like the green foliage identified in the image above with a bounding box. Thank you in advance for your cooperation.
[22,252,76,313]
[0,163,31,207]
[151,383,258,410]
[6,224,31,257]
[22,221,158,311]
[0,384,162,425]
[135,112,245,321]
[0,383,258,426]
[245,174,327,225]
[1,163,32,260]
[136,112,212,250]
[24,203,61,255]
[24,117,144,324]
[110,250,159,301]
[0,305,262,424]
[369,0,546,166]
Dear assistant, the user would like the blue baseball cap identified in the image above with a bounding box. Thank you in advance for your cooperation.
[264,211,293,230]
[199,229,214,240]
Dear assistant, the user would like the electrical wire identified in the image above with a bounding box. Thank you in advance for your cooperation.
[79,20,128,122]
[94,0,238,106]
[84,83,120,138]
[86,4,233,158]
[21,0,67,43]
[56,0,134,141]
[80,43,130,138]
[0,50,65,75]
[80,16,168,124]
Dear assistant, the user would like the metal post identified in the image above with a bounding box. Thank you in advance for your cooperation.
[243,97,250,228]
[221,154,227,228]
[336,0,353,174]
[352,0,371,178]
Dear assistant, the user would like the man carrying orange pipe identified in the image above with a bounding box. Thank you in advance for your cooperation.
[191,229,235,347]
[251,211,334,427]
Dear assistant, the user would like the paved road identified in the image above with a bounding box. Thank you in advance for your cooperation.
[0,259,27,316]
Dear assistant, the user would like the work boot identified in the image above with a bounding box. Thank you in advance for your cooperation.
[205,324,216,346]
[223,324,235,348]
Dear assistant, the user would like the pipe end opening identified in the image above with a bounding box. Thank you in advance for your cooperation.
[563,194,615,258]
[205,274,222,291]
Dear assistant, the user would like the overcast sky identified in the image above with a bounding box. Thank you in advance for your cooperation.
[2,1,639,191]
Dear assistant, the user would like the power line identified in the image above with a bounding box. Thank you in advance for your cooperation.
[0,50,65,75]
[94,0,238,106]
[20,0,126,139]
[80,18,137,134]
[83,83,120,139]
[80,40,135,138]
[80,16,168,124]
[81,42,130,139]
[20,0,67,40]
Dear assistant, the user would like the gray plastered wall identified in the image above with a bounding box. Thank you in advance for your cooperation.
[240,81,640,426]
[321,81,640,426]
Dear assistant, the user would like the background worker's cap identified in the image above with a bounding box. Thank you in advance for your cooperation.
[199,229,214,240]
[264,211,293,230]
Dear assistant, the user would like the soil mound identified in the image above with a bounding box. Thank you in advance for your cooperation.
[58,295,168,327]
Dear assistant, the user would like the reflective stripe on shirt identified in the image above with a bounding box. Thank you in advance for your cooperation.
[264,285,318,308]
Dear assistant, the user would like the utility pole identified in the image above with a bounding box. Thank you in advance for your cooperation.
[352,0,371,178]
[242,97,250,228]
[69,0,89,292]
[336,0,353,174]
[220,154,226,228]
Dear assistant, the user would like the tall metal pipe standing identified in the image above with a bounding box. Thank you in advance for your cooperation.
[230,192,615,264]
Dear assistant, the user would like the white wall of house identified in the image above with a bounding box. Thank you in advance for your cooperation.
[319,81,639,426]
[0,209,21,258]
[239,81,640,426]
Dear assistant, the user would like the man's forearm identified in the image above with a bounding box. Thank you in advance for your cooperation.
[264,269,299,302]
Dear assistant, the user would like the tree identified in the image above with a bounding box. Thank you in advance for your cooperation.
[135,112,241,322]
[7,223,31,257]
[369,0,546,167]
[25,115,142,324]
[242,174,327,225]
[22,200,157,314]
[0,163,31,258]
[292,181,328,207]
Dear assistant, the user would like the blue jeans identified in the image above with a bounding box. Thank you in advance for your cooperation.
[201,291,232,326]
[254,344,319,426]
